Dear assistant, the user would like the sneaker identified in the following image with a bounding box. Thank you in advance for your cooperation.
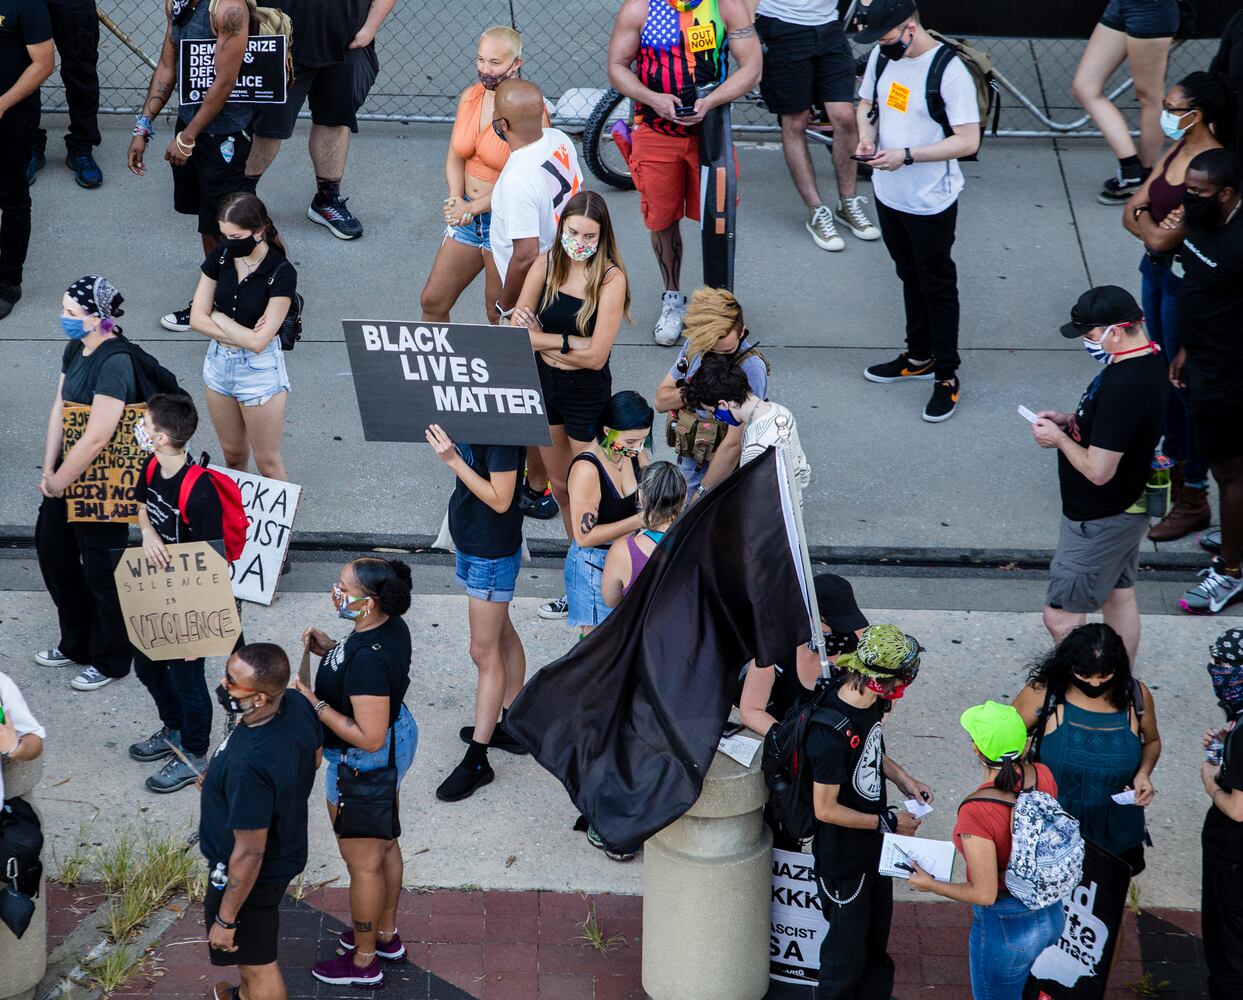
[923,378,960,423]
[0,283,20,321]
[586,824,636,862]
[435,758,495,802]
[835,196,880,241]
[33,647,74,668]
[211,982,240,1000]
[66,153,103,189]
[160,306,192,332]
[145,753,206,793]
[308,194,364,240]
[1202,528,1223,554]
[806,205,845,252]
[458,720,529,755]
[519,485,560,520]
[311,952,384,987]
[1180,561,1243,615]
[539,595,569,620]
[1097,168,1147,206]
[864,353,935,383]
[338,928,407,961]
[128,726,181,763]
[70,665,115,691]
[653,291,687,346]
[26,149,45,186]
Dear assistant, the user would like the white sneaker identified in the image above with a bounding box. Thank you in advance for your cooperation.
[539,595,569,620]
[835,195,881,241]
[34,647,74,667]
[653,291,687,346]
[806,205,845,252]
[71,665,115,691]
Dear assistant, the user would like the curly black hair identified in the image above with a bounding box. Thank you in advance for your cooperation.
[1026,622,1132,711]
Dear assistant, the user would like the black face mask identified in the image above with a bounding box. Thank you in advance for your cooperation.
[225,235,258,258]
[215,683,252,715]
[1182,190,1221,227]
[171,0,194,25]
[1071,676,1112,698]
[878,27,912,62]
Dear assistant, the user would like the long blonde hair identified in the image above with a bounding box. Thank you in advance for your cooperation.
[540,191,632,336]
[682,287,743,363]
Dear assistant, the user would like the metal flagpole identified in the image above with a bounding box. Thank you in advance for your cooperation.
[97,8,158,71]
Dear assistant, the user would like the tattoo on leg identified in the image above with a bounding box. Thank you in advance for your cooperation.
[353,920,374,932]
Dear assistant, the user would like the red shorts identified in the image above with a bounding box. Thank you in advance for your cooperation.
[631,125,701,231]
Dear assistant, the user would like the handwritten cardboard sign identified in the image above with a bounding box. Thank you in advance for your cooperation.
[114,541,241,661]
[209,465,301,606]
[62,404,146,523]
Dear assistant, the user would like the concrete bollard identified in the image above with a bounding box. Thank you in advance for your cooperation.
[0,755,46,1000]
[642,744,771,1000]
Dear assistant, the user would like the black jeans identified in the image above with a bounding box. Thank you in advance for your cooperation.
[134,652,213,756]
[0,106,36,288]
[35,496,132,678]
[876,199,961,380]
[815,869,895,1000]
[1204,861,1243,999]
[33,0,101,156]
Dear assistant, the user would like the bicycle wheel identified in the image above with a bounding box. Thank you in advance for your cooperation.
[583,88,636,192]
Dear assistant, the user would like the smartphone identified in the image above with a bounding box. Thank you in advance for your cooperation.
[851,154,877,161]
[675,106,697,117]
[722,722,744,738]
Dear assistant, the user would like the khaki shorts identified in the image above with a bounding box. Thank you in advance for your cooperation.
[1046,512,1149,614]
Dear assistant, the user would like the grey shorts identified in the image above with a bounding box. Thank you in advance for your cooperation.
[1046,512,1149,614]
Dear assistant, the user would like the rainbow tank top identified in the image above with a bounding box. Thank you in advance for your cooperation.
[635,0,727,137]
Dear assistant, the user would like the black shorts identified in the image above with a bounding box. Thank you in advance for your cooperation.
[755,15,856,115]
[203,879,289,967]
[171,122,253,237]
[252,45,379,139]
[537,357,612,442]
[1188,367,1243,466]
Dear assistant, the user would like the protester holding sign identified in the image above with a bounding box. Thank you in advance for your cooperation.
[426,424,528,802]
[190,192,296,482]
[35,277,143,693]
[295,558,416,988]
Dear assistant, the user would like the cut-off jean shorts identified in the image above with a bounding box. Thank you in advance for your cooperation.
[203,340,290,406]
[445,199,492,252]
[455,547,521,603]
[323,705,418,808]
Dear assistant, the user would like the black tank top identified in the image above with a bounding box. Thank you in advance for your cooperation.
[570,450,640,547]
[767,649,816,722]
[535,264,620,339]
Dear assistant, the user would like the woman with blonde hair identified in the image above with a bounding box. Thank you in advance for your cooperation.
[420,26,546,324]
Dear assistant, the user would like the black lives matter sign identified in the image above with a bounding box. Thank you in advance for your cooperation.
[342,320,551,447]
[178,34,287,105]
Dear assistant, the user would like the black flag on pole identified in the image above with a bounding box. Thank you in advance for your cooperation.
[506,448,812,852]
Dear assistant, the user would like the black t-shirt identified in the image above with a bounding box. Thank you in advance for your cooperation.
[1211,11,1243,147]
[1179,208,1243,394]
[313,616,412,751]
[807,686,887,879]
[140,456,224,544]
[198,690,322,884]
[764,648,816,724]
[0,0,52,114]
[272,0,369,68]
[1056,354,1166,522]
[202,247,298,330]
[60,340,140,406]
[448,443,523,559]
[1203,718,1243,867]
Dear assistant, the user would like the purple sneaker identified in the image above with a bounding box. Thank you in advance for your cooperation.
[312,951,384,987]
[337,927,407,961]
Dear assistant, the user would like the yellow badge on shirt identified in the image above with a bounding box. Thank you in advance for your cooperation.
[886,80,911,113]
[687,21,717,53]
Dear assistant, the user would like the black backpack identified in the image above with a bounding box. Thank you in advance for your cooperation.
[0,797,43,939]
[65,335,188,401]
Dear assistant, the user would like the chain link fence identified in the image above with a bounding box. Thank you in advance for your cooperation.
[53,2,1218,135]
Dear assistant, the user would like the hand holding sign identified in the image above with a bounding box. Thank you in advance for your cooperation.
[425,424,457,465]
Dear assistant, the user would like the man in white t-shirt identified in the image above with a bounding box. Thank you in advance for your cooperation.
[854,0,980,424]
[490,78,583,322]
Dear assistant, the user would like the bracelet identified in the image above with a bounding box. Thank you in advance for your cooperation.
[495,300,515,319]
[694,484,707,497]
[463,211,473,222]
[0,735,22,758]
[214,914,239,930]
[133,114,155,140]
[314,700,328,716]
[175,134,196,153]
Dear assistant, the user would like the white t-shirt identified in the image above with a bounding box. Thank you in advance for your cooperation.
[0,672,45,804]
[756,0,837,27]
[490,128,583,285]
[859,44,979,215]
[742,402,811,491]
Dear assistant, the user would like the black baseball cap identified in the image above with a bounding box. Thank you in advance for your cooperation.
[1059,285,1144,339]
[813,573,870,633]
[853,0,919,44]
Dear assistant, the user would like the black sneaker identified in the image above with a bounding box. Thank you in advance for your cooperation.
[435,758,495,802]
[1097,168,1148,206]
[66,152,103,189]
[308,194,363,240]
[923,378,960,423]
[27,149,45,186]
[1201,528,1222,554]
[864,353,935,383]
[519,485,560,520]
[161,305,192,332]
[458,720,529,755]
[0,283,21,321]
[129,726,181,763]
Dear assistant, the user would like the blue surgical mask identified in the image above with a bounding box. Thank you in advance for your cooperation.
[1160,108,1192,141]
[1083,333,1111,365]
[713,406,741,427]
[61,316,88,340]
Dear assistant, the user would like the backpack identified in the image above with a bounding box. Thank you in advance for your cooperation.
[666,344,773,463]
[209,0,295,81]
[961,789,1084,910]
[870,30,1000,161]
[145,454,249,562]
[0,796,43,900]
[217,249,304,351]
[67,336,189,402]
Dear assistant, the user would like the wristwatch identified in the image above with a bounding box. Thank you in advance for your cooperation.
[495,300,515,320]
[561,333,571,354]
[694,484,707,498]
[313,700,328,716]
[903,147,914,166]
[214,914,239,929]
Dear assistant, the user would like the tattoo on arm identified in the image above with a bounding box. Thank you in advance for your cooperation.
[728,25,756,38]
[218,5,245,38]
[580,512,598,535]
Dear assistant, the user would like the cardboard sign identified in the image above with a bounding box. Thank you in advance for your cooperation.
[1024,841,1132,999]
[342,320,552,447]
[178,35,287,105]
[115,541,241,661]
[62,404,146,523]
[209,466,301,606]
[770,848,829,986]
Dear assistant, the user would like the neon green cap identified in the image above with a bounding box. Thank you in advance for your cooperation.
[960,701,1028,762]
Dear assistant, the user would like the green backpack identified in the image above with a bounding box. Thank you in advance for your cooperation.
[209,0,295,81]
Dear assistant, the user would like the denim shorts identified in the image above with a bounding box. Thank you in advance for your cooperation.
[323,705,418,806]
[565,540,613,628]
[203,340,290,406]
[1099,0,1180,38]
[446,207,492,252]
[455,547,521,603]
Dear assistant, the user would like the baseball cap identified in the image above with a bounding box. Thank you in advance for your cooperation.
[1059,285,1143,339]
[960,701,1028,762]
[852,0,918,43]
[813,573,869,633]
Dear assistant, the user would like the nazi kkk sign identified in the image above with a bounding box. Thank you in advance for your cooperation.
[178,35,287,105]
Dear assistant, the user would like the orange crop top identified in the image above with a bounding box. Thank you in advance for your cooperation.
[450,82,550,185]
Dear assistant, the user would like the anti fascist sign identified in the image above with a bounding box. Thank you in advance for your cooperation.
[1024,841,1132,1000]
[114,541,241,661]
[342,320,552,447]
[62,403,146,523]
[770,848,830,985]
[178,35,287,105]
[209,465,301,606]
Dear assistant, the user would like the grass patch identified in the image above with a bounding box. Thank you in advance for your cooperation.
[1126,881,1143,917]
[52,824,93,887]
[84,944,148,996]
[578,903,626,954]
[1127,971,1170,997]
[93,827,204,943]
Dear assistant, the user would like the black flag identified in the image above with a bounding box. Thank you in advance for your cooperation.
[506,448,811,852]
